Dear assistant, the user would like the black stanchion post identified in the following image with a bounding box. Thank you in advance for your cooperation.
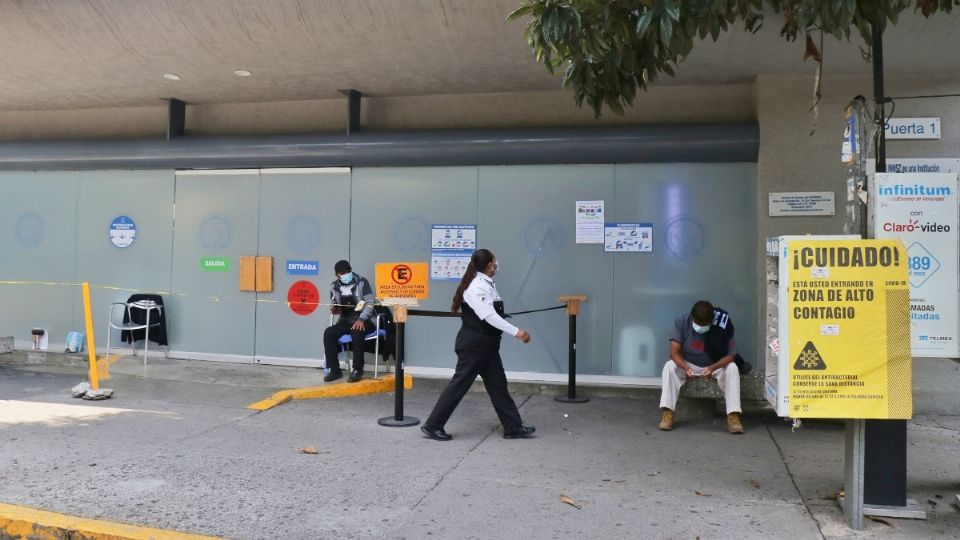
[379,304,419,427]
[555,295,589,404]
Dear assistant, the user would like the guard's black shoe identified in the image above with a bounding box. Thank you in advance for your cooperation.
[323,371,343,382]
[347,370,364,383]
[503,425,536,439]
[420,425,453,441]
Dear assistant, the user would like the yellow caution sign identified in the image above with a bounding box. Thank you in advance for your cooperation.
[375,262,429,300]
[787,239,911,419]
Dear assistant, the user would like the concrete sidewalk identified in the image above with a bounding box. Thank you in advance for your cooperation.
[0,354,958,539]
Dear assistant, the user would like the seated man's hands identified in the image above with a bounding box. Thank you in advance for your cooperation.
[330,306,341,315]
[683,366,696,379]
[350,319,366,332]
[701,366,715,379]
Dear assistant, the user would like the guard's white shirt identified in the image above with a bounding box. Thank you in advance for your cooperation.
[463,273,519,337]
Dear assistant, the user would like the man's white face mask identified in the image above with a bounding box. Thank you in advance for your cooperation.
[692,322,710,334]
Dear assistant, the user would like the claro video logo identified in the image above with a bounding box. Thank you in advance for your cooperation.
[881,219,951,233]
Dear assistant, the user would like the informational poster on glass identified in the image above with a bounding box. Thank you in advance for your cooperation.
[874,172,959,357]
[604,223,652,252]
[575,200,604,243]
[431,224,476,280]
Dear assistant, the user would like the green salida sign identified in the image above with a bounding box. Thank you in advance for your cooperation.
[201,257,230,272]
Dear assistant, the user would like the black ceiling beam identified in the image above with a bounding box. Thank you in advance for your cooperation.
[167,98,186,140]
[339,89,362,134]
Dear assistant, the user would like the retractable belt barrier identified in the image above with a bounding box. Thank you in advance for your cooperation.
[378,296,589,428]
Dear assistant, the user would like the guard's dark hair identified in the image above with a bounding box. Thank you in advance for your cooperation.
[691,300,714,325]
[334,260,352,274]
[451,248,495,313]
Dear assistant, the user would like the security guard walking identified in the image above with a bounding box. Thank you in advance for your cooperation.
[421,248,536,441]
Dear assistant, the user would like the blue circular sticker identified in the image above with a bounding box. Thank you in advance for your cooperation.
[663,215,708,260]
[15,212,44,249]
[108,215,137,248]
[198,214,232,252]
[393,216,430,254]
[522,216,565,256]
[285,214,322,253]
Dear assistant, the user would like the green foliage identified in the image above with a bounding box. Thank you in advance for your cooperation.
[508,0,959,116]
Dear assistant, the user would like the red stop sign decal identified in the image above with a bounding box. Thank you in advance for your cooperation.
[287,280,320,316]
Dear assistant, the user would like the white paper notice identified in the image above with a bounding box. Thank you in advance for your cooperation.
[576,200,604,244]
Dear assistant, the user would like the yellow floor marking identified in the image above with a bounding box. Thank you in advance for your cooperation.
[0,501,221,539]
[247,374,414,411]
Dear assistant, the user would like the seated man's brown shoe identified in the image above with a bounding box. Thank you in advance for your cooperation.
[727,412,745,434]
[658,408,674,431]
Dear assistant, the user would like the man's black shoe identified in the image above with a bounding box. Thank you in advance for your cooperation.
[503,425,536,439]
[420,425,452,441]
[323,371,343,383]
[347,370,364,383]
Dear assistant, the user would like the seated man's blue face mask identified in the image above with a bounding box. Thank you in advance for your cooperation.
[339,272,354,285]
[692,322,710,334]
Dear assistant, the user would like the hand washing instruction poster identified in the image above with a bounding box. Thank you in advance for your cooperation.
[431,224,476,280]
[604,223,652,252]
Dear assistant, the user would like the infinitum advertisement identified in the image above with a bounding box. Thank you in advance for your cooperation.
[874,172,959,357]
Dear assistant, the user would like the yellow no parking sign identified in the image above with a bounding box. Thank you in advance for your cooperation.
[787,239,912,419]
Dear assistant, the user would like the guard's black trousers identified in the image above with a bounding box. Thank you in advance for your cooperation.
[323,318,373,373]
[425,328,523,431]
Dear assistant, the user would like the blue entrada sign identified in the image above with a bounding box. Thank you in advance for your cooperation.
[287,260,319,276]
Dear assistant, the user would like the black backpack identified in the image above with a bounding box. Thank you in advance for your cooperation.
[703,308,752,375]
[375,305,396,361]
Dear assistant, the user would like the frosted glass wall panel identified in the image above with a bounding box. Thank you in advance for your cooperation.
[169,172,260,358]
[350,167,478,368]
[72,170,175,350]
[478,165,615,374]
[254,170,351,363]
[611,163,757,377]
[0,172,79,348]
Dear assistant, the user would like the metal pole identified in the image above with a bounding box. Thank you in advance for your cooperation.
[862,22,909,511]
[843,419,866,529]
[379,305,419,427]
[555,298,588,403]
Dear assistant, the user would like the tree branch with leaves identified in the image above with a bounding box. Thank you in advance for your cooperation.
[508,0,958,117]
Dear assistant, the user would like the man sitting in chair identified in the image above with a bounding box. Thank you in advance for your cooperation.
[323,260,376,383]
[658,300,744,434]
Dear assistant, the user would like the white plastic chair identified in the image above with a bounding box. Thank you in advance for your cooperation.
[106,300,163,365]
[328,313,387,378]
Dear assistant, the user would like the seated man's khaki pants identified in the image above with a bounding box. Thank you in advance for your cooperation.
[659,360,742,415]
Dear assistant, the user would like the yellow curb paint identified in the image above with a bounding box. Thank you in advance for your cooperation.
[247,374,414,411]
[0,502,222,540]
